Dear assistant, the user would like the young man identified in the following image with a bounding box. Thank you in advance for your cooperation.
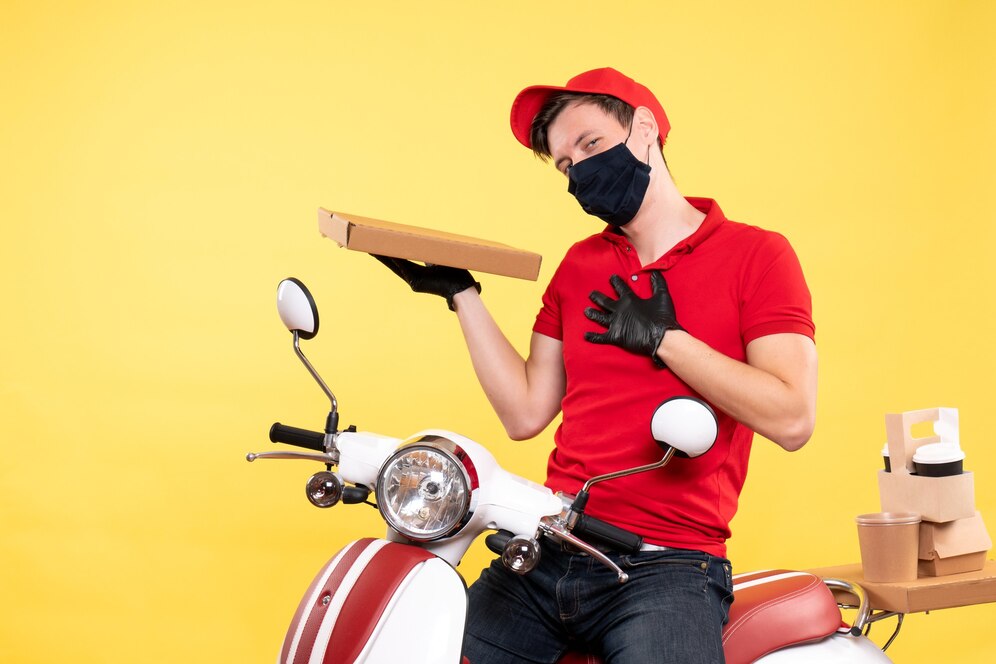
[376,67,816,664]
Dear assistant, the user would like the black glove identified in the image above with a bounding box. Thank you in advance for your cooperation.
[373,255,481,311]
[584,271,683,368]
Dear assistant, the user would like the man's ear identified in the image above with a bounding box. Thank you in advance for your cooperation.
[632,106,658,146]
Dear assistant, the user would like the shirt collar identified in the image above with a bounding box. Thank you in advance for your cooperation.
[673,197,725,251]
[598,197,727,260]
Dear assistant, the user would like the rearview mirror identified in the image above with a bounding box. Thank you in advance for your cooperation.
[651,397,718,458]
[277,277,319,339]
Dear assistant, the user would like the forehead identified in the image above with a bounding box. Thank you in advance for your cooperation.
[546,101,627,157]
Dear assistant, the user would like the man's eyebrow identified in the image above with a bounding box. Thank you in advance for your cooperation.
[573,130,594,149]
[554,130,595,170]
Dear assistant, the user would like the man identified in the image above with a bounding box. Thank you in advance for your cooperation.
[376,67,816,664]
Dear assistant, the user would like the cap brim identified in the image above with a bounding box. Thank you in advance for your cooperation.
[510,72,670,149]
[509,85,568,149]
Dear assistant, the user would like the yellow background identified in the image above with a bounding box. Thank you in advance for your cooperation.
[2,0,994,661]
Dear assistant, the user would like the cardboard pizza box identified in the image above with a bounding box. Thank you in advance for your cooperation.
[318,208,542,281]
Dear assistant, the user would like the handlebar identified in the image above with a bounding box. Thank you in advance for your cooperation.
[269,422,326,452]
[571,514,644,555]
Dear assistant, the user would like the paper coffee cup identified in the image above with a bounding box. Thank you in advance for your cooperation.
[912,442,965,477]
[855,512,921,582]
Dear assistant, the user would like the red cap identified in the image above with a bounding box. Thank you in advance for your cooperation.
[509,67,670,149]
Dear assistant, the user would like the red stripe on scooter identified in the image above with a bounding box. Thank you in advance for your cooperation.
[282,538,377,664]
[325,543,436,664]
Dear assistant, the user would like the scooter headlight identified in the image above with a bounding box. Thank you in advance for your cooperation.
[375,437,477,542]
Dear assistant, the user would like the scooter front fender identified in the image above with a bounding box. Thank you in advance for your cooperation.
[279,538,467,664]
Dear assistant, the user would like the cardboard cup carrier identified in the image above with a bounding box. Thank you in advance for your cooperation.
[855,512,921,582]
[878,408,974,523]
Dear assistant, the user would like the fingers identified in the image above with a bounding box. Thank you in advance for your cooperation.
[372,254,419,284]
[609,274,634,299]
[649,270,670,295]
[584,306,611,328]
[584,331,611,344]
[588,289,617,313]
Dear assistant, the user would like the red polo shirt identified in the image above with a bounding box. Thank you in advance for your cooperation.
[533,197,814,557]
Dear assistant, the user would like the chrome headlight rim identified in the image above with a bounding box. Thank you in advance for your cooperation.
[375,436,479,542]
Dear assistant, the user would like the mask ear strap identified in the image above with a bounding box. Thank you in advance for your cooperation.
[628,112,652,166]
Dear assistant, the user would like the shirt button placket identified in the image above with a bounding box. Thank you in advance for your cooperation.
[623,244,639,285]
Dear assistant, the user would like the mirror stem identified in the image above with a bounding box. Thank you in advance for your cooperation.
[567,447,677,529]
[580,446,676,495]
[293,331,338,415]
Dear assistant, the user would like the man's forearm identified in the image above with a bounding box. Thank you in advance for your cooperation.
[657,331,817,451]
[452,289,565,440]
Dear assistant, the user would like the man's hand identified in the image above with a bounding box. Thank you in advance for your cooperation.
[373,255,481,311]
[584,271,683,367]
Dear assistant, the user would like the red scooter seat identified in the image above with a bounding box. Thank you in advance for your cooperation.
[721,569,843,663]
[558,569,842,664]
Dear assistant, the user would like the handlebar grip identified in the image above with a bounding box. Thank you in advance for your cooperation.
[485,530,514,556]
[572,514,644,555]
[269,422,326,452]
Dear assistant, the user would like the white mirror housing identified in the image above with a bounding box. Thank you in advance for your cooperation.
[650,397,718,458]
[277,278,319,339]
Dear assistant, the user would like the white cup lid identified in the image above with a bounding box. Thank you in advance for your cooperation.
[913,442,965,464]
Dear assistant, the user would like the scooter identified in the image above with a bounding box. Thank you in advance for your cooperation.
[247,277,898,663]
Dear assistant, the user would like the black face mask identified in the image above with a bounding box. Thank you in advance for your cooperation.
[567,139,651,227]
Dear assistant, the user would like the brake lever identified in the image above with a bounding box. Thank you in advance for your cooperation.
[539,520,629,584]
[246,451,338,463]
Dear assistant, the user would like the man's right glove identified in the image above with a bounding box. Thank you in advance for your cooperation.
[584,271,683,368]
[373,255,481,311]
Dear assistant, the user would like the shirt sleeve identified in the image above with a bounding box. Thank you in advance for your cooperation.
[533,260,564,341]
[740,232,815,344]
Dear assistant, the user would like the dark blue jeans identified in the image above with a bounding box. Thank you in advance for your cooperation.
[463,539,733,664]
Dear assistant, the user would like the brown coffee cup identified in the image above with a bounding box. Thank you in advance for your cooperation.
[855,512,921,582]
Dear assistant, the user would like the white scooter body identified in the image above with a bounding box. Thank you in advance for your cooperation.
[278,539,467,664]
[280,540,893,664]
[275,428,894,664]
[756,634,892,663]
[256,278,896,664]
[277,428,565,664]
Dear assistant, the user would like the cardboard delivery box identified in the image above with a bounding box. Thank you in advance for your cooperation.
[879,408,975,523]
[318,208,542,281]
[918,511,992,577]
[878,471,976,524]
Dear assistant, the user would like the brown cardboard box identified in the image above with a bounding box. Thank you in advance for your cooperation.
[918,512,992,577]
[807,561,996,614]
[878,470,976,523]
[318,208,542,281]
[878,408,975,523]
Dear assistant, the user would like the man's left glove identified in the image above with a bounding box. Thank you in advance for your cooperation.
[373,255,481,311]
[584,271,683,368]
